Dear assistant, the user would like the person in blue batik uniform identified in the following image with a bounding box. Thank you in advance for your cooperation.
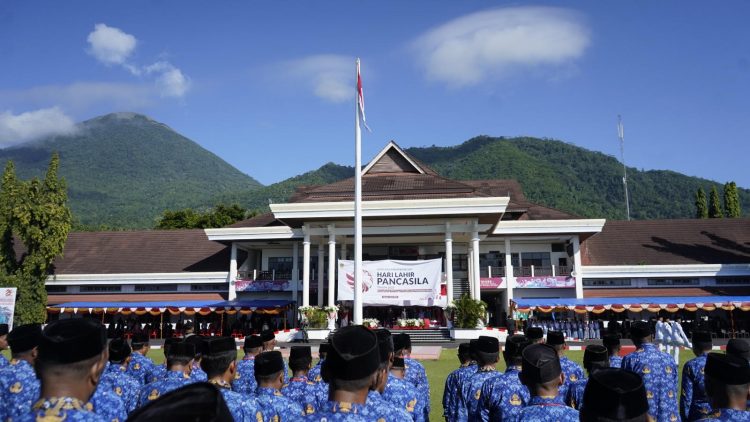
[98,338,141,413]
[0,324,43,421]
[151,337,180,381]
[385,357,426,421]
[460,336,503,421]
[255,350,304,420]
[185,335,209,382]
[15,318,109,422]
[202,336,260,422]
[261,329,289,383]
[603,333,623,368]
[0,323,9,368]
[565,344,609,410]
[89,385,127,422]
[138,341,196,407]
[681,330,714,421]
[361,329,413,421]
[282,346,327,415]
[303,325,383,421]
[479,334,531,422]
[725,338,750,411]
[621,321,680,422]
[233,334,262,396]
[442,342,475,422]
[308,342,329,383]
[394,333,431,422]
[513,343,579,422]
[579,368,650,422]
[697,352,750,421]
[125,383,238,422]
[126,333,157,385]
[545,331,584,401]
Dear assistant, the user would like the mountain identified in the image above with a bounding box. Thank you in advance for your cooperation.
[0,112,262,228]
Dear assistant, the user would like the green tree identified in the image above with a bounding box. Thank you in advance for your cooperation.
[709,185,723,218]
[695,187,708,219]
[155,204,250,229]
[724,181,741,218]
[0,154,72,324]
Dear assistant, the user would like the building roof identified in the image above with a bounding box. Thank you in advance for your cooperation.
[51,229,229,274]
[582,218,750,266]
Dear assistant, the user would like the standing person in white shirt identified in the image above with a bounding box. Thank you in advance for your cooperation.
[663,317,676,357]
[670,318,692,364]
[655,317,667,352]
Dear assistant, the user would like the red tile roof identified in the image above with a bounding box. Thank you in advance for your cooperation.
[582,218,750,266]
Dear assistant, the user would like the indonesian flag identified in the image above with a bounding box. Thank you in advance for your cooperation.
[357,59,371,132]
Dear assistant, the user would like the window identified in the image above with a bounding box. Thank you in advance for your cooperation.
[134,284,178,292]
[521,252,551,267]
[80,285,122,293]
[646,278,699,286]
[716,277,750,285]
[479,252,504,268]
[583,279,632,287]
[190,283,229,291]
[45,285,67,293]
[268,257,293,273]
[452,254,468,271]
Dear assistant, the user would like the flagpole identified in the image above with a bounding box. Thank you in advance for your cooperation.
[353,58,363,325]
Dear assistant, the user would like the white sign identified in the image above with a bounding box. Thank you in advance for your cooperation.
[338,259,443,306]
[0,287,17,327]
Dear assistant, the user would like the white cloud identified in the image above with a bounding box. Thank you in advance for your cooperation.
[145,61,191,98]
[87,23,137,66]
[0,107,78,147]
[0,82,156,113]
[412,6,590,87]
[284,55,354,103]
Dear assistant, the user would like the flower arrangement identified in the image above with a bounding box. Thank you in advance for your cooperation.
[323,304,340,314]
[363,318,380,329]
[397,318,424,329]
[298,306,328,329]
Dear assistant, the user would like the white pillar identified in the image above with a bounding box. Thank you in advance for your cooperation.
[328,225,336,306]
[504,238,513,310]
[317,242,325,306]
[228,242,238,300]
[467,246,474,299]
[471,230,481,301]
[292,242,299,303]
[444,224,453,304]
[572,235,583,298]
[302,228,311,307]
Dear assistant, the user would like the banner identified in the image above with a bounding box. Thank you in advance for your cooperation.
[235,280,316,292]
[0,287,17,327]
[515,276,575,289]
[480,277,504,289]
[338,259,442,306]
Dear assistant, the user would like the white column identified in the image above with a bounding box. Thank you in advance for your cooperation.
[471,230,481,301]
[572,235,583,299]
[302,228,311,307]
[292,242,299,303]
[504,238,513,310]
[444,223,453,304]
[327,225,336,306]
[317,242,325,306]
[228,242,238,300]
[467,246,474,299]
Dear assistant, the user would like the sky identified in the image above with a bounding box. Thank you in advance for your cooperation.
[0,1,748,187]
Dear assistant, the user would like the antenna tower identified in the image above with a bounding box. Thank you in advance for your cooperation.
[618,115,631,220]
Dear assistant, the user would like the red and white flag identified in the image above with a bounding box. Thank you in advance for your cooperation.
[357,59,372,133]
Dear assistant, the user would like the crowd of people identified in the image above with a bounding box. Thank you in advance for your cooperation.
[2,318,750,421]
[443,323,750,421]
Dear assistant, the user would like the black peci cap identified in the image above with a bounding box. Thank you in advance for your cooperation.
[629,321,651,340]
[375,329,393,364]
[168,342,196,361]
[727,339,750,361]
[319,342,331,354]
[131,332,150,345]
[392,357,405,369]
[476,336,499,354]
[244,335,263,349]
[204,337,237,356]
[393,333,412,352]
[289,346,312,361]
[583,345,609,368]
[7,324,42,353]
[184,336,207,356]
[705,352,750,385]
[255,351,285,377]
[524,326,543,340]
[260,330,275,342]
[522,343,562,384]
[38,319,106,364]
[458,342,470,355]
[324,325,380,381]
[503,335,530,357]
[126,382,233,422]
[108,338,132,362]
[546,331,565,346]
[0,323,8,336]
[692,331,712,347]
[164,338,181,349]
[602,334,621,348]
[579,369,649,422]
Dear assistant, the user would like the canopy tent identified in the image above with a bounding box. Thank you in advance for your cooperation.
[512,296,750,314]
[47,299,294,315]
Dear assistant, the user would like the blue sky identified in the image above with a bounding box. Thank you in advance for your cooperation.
[0,1,748,187]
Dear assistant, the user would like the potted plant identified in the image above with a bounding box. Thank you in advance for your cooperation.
[363,318,380,329]
[451,294,488,339]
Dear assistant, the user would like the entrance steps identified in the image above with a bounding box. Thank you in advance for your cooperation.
[389,328,452,343]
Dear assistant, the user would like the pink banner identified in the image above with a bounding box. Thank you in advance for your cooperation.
[515,276,575,289]
[234,280,317,292]
[480,277,504,289]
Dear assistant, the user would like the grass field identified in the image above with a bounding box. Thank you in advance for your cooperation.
[4,347,696,421]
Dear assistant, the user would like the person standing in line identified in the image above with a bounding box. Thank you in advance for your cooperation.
[655,317,667,352]
[308,342,330,383]
[126,332,157,385]
[621,321,679,422]
[514,343,579,421]
[394,333,430,421]
[0,323,9,368]
[681,331,713,421]
[479,334,532,421]
[201,336,259,421]
[603,334,623,368]
[261,329,289,383]
[566,345,609,410]
[184,335,208,382]
[281,346,326,415]
[387,357,426,421]
[671,318,692,364]
[254,351,304,420]
[442,343,475,422]
[545,331,584,400]
[579,369,650,422]
[138,341,196,407]
[700,353,750,421]
[0,324,42,421]
[362,329,412,421]
[232,334,262,397]
[15,319,108,422]
[97,338,141,413]
[460,336,502,421]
